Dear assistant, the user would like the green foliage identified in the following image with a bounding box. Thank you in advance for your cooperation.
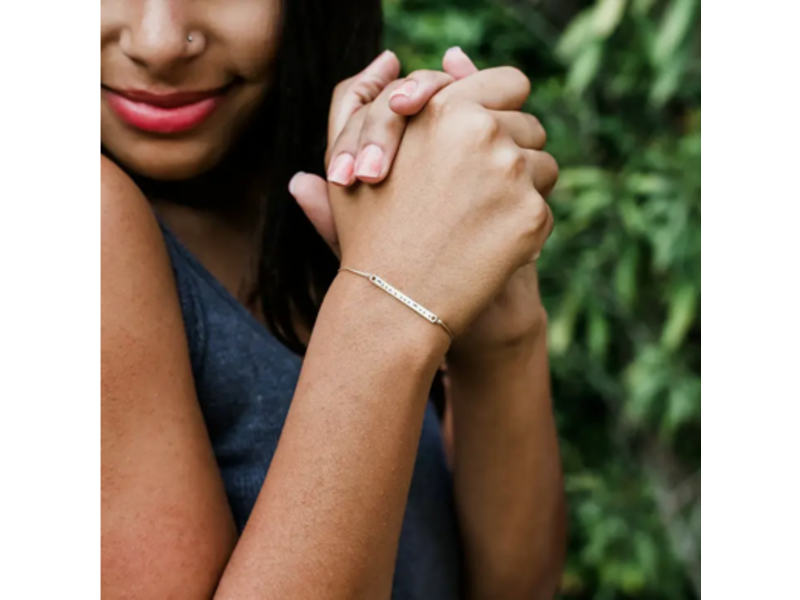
[385,1,700,598]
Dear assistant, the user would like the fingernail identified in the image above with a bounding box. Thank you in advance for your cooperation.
[445,46,463,55]
[354,145,384,180]
[288,172,304,195]
[390,79,418,100]
[327,154,355,186]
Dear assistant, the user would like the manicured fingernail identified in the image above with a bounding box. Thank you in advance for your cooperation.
[327,154,355,186]
[354,145,384,180]
[390,79,418,100]
[377,49,395,63]
[288,172,304,195]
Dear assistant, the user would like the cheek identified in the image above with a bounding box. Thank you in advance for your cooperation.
[215,1,283,82]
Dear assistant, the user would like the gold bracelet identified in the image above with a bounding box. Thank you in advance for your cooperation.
[338,267,454,340]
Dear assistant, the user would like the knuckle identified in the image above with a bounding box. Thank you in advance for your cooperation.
[333,77,354,99]
[426,91,453,118]
[512,152,529,178]
[469,110,500,142]
[407,69,433,80]
[409,69,455,87]
[350,73,386,103]
[498,148,527,178]
[361,117,398,147]
[528,195,550,230]
[506,150,530,181]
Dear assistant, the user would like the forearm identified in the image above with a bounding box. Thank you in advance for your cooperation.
[217,274,450,599]
[448,332,566,600]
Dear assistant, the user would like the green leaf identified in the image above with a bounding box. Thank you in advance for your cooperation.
[550,292,581,356]
[557,10,597,62]
[593,0,628,39]
[634,534,659,580]
[620,564,646,593]
[663,377,700,434]
[650,44,691,107]
[652,0,698,67]
[618,198,647,235]
[614,245,639,309]
[573,189,614,223]
[623,346,669,427]
[558,166,612,190]
[566,43,604,95]
[661,282,697,351]
[625,172,672,195]
[588,307,611,360]
[632,0,657,16]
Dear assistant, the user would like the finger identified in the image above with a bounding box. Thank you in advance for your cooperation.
[491,111,547,150]
[351,70,457,183]
[353,77,418,183]
[326,107,368,186]
[289,172,340,257]
[328,50,401,144]
[387,70,456,116]
[442,46,479,79]
[525,149,560,198]
[439,66,531,110]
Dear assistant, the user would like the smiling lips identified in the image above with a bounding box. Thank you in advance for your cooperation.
[104,86,228,134]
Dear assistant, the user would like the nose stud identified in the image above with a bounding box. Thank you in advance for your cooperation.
[187,34,194,43]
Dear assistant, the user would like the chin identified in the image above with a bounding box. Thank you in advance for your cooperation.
[103,135,230,182]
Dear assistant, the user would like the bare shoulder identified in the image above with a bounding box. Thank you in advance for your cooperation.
[101,155,160,254]
[101,154,175,342]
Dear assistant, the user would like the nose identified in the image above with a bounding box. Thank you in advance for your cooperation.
[119,0,204,75]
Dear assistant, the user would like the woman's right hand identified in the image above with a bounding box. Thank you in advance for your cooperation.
[329,67,556,336]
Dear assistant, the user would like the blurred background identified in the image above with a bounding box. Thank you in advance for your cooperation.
[385,0,701,598]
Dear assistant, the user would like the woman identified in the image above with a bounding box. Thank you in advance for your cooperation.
[101,1,565,598]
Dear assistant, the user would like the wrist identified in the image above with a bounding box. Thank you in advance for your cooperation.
[446,331,551,417]
[447,311,547,376]
[316,272,451,376]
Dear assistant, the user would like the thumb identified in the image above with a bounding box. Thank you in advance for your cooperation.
[289,172,340,258]
[442,47,479,79]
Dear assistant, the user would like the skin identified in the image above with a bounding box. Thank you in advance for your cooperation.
[101,0,282,180]
[296,57,566,596]
[101,2,565,598]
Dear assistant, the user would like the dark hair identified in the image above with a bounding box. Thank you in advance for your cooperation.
[259,1,383,354]
[116,2,383,355]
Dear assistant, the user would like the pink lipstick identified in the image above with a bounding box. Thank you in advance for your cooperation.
[104,87,228,134]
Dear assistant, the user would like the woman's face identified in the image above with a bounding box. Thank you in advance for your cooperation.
[101,0,282,180]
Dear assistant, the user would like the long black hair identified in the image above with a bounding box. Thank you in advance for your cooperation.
[258,1,383,354]
[118,1,383,355]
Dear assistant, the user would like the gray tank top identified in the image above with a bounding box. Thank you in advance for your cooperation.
[159,223,463,599]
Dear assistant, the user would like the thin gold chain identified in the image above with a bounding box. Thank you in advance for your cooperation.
[338,267,454,340]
